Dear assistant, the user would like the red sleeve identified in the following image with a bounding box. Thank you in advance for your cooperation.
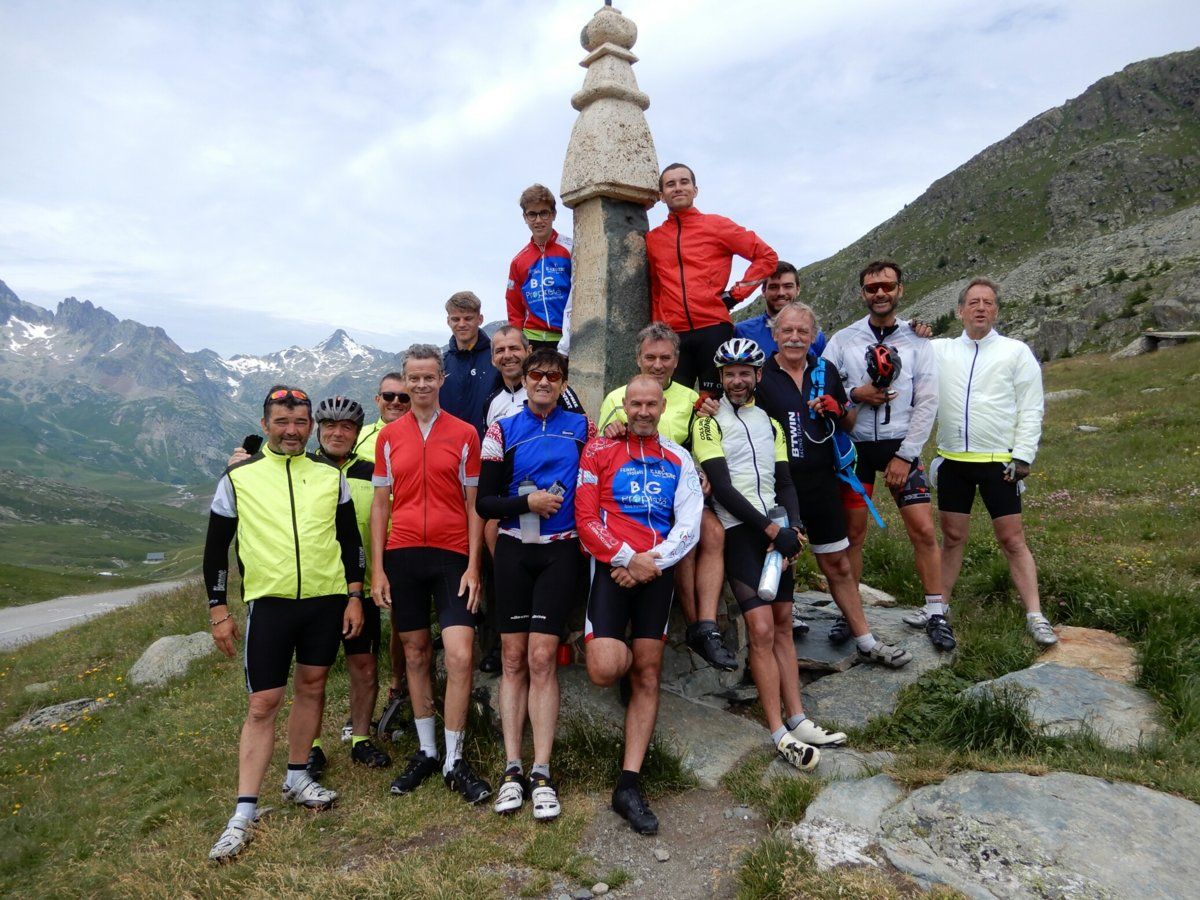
[585,417,598,441]
[465,427,481,480]
[716,217,778,301]
[372,423,389,480]
[575,439,621,564]
[506,256,525,329]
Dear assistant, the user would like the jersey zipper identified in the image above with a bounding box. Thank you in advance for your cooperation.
[634,436,659,549]
[674,216,694,330]
[538,248,551,331]
[964,341,980,451]
[285,456,302,599]
[734,406,767,512]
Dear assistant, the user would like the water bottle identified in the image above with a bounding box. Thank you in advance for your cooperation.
[518,479,540,544]
[757,506,790,601]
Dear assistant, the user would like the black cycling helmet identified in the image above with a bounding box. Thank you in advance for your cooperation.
[713,337,766,369]
[865,344,902,388]
[314,395,365,427]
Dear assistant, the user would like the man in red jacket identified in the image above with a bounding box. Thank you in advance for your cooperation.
[644,163,778,397]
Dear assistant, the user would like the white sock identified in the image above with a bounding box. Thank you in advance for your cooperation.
[415,716,438,760]
[1027,611,1048,622]
[923,601,948,617]
[785,713,807,731]
[234,797,257,821]
[855,632,877,653]
[283,763,306,789]
[443,728,463,775]
[770,725,788,746]
[531,762,550,780]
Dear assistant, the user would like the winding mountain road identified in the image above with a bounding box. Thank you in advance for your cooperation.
[0,580,192,649]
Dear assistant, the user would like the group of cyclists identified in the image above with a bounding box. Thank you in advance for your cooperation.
[203,165,1051,862]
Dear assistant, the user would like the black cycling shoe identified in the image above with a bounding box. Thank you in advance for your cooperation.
[612,783,659,835]
[478,643,501,674]
[827,616,852,644]
[926,614,957,651]
[444,758,492,804]
[350,739,392,769]
[701,627,738,671]
[306,744,327,779]
[376,689,410,743]
[390,751,439,795]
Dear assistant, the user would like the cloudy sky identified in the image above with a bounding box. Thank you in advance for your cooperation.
[1,1,1197,356]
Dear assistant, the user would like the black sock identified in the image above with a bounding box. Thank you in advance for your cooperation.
[617,769,639,792]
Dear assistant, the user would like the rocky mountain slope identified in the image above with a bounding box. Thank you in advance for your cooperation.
[0,282,409,484]
[747,48,1200,358]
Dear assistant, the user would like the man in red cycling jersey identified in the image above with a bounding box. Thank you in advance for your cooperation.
[370,343,491,805]
[644,163,778,397]
[577,375,704,836]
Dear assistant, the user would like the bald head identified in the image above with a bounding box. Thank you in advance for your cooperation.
[623,374,665,437]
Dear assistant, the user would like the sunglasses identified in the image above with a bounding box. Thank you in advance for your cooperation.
[379,391,410,403]
[863,281,899,295]
[527,369,563,383]
[268,388,310,403]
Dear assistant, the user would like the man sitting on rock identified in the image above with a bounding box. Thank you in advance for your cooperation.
[923,278,1057,646]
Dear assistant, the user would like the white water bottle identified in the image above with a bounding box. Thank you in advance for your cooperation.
[518,479,540,544]
[758,506,790,601]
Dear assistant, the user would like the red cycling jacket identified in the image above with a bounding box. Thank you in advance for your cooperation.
[645,206,778,333]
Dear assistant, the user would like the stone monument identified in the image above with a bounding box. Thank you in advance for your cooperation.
[560,3,660,414]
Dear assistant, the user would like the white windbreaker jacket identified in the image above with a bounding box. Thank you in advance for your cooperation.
[932,329,1044,464]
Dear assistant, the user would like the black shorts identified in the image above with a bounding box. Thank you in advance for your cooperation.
[493,535,581,636]
[724,524,794,614]
[343,599,381,657]
[673,322,734,397]
[843,438,931,508]
[244,595,347,694]
[585,561,675,642]
[791,469,850,554]
[935,458,1023,519]
[384,547,477,633]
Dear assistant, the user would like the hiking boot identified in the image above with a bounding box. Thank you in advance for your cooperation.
[926,614,957,651]
[305,744,327,779]
[478,643,501,674]
[612,783,659,835]
[901,607,929,628]
[858,640,912,668]
[1027,615,1059,647]
[390,751,439,795]
[790,719,847,747]
[350,739,392,769]
[827,616,852,643]
[444,758,492,804]
[529,773,561,821]
[493,767,527,815]
[208,815,253,863]
[376,688,409,742]
[776,732,820,771]
[282,773,338,810]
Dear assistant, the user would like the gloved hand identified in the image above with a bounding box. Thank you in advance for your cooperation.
[771,526,802,558]
[718,290,738,311]
[1002,459,1031,482]
[812,394,846,419]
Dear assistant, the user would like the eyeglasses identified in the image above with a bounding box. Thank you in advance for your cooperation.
[268,388,310,403]
[378,391,410,403]
[862,281,899,295]
[526,369,563,383]
[524,210,554,221]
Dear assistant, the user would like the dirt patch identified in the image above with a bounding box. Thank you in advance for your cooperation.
[574,786,768,899]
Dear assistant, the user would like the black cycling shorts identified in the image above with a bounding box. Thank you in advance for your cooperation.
[791,467,850,554]
[673,322,734,397]
[585,561,675,642]
[493,535,581,636]
[935,458,1023,519]
[244,595,347,694]
[343,599,381,657]
[384,547,477,633]
[724,524,795,614]
[842,438,930,509]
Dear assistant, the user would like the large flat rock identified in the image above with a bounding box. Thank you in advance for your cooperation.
[1039,625,1138,683]
[128,631,213,687]
[799,605,954,729]
[481,665,765,790]
[790,775,904,869]
[970,662,1162,750]
[879,771,1200,899]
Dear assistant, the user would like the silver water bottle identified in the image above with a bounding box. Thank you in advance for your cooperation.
[518,479,540,543]
[757,506,790,601]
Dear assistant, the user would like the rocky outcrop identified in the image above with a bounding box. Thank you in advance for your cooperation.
[128,632,214,688]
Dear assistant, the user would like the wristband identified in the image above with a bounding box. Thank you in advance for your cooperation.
[210,611,232,627]
[348,590,364,600]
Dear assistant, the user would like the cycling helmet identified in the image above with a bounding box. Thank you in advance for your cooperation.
[314,395,365,427]
[865,343,902,388]
[713,337,766,369]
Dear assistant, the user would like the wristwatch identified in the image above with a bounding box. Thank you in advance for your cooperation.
[348,590,364,600]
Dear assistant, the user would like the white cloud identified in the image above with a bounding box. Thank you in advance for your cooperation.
[0,0,1197,355]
